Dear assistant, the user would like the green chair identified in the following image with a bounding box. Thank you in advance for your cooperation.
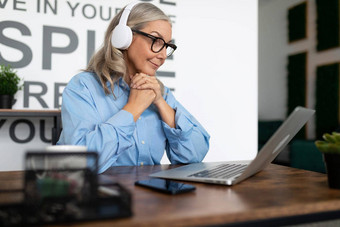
[290,140,326,173]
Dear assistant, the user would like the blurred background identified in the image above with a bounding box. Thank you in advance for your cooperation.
[259,0,340,172]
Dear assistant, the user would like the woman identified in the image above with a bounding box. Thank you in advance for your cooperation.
[57,2,210,173]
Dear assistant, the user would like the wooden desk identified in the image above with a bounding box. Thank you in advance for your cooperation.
[1,164,340,226]
[0,109,61,144]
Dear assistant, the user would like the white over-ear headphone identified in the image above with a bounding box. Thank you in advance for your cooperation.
[111,1,141,50]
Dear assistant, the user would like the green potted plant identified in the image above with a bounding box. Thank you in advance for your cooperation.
[0,64,23,109]
[315,132,340,189]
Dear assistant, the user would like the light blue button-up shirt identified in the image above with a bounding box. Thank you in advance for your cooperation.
[57,72,210,173]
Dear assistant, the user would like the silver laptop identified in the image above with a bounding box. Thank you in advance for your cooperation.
[150,106,315,185]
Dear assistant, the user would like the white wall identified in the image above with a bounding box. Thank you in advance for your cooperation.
[0,0,258,170]
[259,0,340,139]
[173,0,258,162]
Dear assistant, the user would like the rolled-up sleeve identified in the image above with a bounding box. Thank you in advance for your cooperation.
[162,89,210,164]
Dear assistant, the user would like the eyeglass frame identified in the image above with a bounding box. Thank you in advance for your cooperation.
[131,29,177,57]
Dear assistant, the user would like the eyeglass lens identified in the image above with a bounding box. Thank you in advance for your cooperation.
[151,38,175,57]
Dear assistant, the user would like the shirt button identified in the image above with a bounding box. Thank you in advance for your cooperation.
[139,117,142,120]
[141,140,145,144]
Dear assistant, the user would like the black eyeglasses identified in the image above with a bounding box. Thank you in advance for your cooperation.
[132,29,177,57]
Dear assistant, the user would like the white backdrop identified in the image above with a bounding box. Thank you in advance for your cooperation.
[0,0,258,170]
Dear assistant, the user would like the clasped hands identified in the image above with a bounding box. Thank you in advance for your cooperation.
[123,73,163,121]
[129,73,162,105]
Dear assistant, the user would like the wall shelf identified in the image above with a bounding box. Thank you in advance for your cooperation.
[0,109,61,145]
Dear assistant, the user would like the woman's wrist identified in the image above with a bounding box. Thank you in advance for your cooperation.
[154,98,176,128]
[123,103,142,122]
[153,97,166,108]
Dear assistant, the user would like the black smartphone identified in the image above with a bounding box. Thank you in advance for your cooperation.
[135,178,196,195]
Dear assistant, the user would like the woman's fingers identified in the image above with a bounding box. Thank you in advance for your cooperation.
[136,81,159,90]
[131,73,157,89]
[130,73,163,104]
[130,73,146,88]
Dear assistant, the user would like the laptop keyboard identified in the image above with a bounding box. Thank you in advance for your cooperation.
[188,164,248,179]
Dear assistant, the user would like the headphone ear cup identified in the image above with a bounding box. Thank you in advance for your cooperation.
[111,24,133,50]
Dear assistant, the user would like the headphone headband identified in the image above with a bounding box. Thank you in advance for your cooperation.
[118,1,140,26]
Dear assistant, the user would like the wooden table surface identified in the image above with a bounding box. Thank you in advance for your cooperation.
[1,164,340,226]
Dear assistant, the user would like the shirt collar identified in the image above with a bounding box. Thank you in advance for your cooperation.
[103,77,130,98]
[118,77,130,91]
